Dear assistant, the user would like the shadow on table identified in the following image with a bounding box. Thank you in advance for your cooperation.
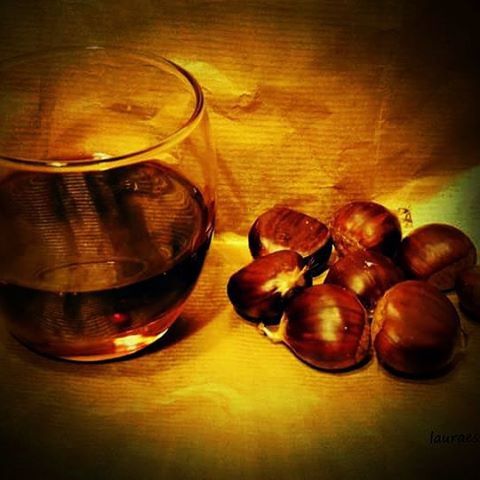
[4,239,231,375]
[377,349,467,385]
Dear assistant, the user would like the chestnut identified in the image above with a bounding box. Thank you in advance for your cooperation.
[227,250,311,324]
[456,266,480,320]
[260,284,370,371]
[325,250,404,311]
[372,280,461,377]
[248,207,332,275]
[398,223,477,291]
[330,201,402,258]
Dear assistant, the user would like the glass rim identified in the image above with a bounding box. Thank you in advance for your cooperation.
[0,45,205,172]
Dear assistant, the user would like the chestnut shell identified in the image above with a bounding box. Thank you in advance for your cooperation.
[325,250,404,311]
[398,223,477,291]
[372,280,460,377]
[227,250,311,324]
[282,284,370,371]
[248,207,332,275]
[330,201,402,258]
[456,266,480,320]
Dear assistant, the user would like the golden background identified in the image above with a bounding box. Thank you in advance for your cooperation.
[0,1,479,479]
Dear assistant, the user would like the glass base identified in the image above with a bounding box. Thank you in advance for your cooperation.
[10,314,177,362]
[59,328,170,362]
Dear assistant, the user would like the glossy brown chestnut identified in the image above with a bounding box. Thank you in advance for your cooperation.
[456,266,480,320]
[325,250,404,311]
[398,223,477,291]
[330,201,402,258]
[227,250,311,324]
[261,284,370,371]
[248,207,332,275]
[372,280,461,376]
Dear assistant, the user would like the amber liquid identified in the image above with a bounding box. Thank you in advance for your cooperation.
[0,163,213,360]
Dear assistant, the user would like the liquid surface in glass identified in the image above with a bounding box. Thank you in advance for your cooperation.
[0,162,213,360]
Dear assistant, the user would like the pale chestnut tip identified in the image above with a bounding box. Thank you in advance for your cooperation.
[227,250,311,324]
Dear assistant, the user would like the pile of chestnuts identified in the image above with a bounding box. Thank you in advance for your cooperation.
[227,202,479,377]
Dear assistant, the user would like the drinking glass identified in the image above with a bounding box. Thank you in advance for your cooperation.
[0,46,216,361]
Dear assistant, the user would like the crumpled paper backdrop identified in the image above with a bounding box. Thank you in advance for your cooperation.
[0,1,479,479]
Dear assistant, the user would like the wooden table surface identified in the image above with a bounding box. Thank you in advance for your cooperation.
[1,1,479,479]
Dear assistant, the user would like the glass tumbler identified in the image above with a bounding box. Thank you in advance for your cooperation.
[0,47,216,361]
